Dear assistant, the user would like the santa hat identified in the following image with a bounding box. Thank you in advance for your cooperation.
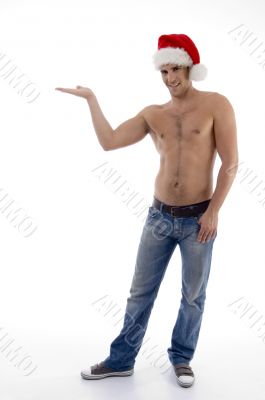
[152,34,207,81]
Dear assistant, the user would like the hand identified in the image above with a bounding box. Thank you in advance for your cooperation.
[197,210,218,243]
[55,85,95,100]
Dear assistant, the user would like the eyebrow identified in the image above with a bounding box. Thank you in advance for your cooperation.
[160,66,182,72]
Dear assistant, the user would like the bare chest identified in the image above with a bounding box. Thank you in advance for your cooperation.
[146,102,215,153]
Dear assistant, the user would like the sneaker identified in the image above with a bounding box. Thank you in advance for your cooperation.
[173,363,195,388]
[81,361,134,380]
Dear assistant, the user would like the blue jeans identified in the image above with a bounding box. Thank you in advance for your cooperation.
[103,198,217,370]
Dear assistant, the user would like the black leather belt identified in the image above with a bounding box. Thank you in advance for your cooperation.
[152,196,211,217]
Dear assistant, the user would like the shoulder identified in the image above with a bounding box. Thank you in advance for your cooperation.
[137,104,160,116]
[202,92,235,119]
[207,91,234,108]
[135,104,161,124]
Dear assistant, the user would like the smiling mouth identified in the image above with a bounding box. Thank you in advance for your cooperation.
[169,83,180,87]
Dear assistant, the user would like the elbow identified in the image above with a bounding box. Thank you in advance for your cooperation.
[102,142,111,151]
[103,141,116,151]
[102,135,114,151]
[222,159,239,177]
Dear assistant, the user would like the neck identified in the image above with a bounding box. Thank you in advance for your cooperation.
[169,83,196,107]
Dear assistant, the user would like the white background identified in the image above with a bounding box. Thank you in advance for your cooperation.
[0,0,265,399]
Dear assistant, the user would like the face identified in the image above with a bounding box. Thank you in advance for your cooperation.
[160,64,191,97]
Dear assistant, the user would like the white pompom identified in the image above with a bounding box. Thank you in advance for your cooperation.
[189,63,208,81]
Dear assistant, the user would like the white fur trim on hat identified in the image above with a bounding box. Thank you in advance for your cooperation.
[189,63,208,81]
[152,47,193,70]
[152,47,208,81]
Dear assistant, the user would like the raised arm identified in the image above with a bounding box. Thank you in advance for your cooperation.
[55,85,150,151]
[87,96,150,151]
[106,108,150,151]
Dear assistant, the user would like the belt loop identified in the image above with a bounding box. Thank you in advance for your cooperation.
[154,196,162,212]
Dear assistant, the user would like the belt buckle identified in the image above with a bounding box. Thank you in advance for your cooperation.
[170,206,194,218]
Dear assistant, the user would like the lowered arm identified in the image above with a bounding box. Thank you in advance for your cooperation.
[207,94,239,214]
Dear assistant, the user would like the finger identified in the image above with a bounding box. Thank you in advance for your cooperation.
[204,232,212,242]
[197,228,205,242]
[198,230,210,243]
[55,87,71,92]
[200,234,208,243]
[204,231,216,242]
[210,230,217,240]
[55,88,78,95]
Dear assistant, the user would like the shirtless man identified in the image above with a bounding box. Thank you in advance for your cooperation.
[55,34,238,387]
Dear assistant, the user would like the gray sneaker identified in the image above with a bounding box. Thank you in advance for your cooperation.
[173,364,195,388]
[81,361,134,380]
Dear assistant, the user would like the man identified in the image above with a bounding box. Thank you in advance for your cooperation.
[55,33,238,388]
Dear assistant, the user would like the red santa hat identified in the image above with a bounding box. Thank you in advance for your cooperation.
[152,33,207,81]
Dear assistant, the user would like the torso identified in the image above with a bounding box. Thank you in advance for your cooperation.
[144,90,218,206]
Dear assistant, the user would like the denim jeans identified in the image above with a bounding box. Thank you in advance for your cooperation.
[103,198,217,370]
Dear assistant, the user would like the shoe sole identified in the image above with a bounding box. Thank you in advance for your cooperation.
[81,370,134,380]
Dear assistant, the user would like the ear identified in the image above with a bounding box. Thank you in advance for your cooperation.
[186,66,191,80]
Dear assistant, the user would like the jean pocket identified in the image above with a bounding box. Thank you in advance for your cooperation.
[193,212,204,223]
[148,206,162,218]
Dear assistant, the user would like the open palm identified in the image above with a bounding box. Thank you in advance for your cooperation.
[55,85,94,99]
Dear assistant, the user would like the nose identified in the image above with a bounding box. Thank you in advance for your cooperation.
[167,72,178,85]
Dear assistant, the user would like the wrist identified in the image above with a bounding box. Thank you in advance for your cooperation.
[206,205,219,215]
[86,92,96,104]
